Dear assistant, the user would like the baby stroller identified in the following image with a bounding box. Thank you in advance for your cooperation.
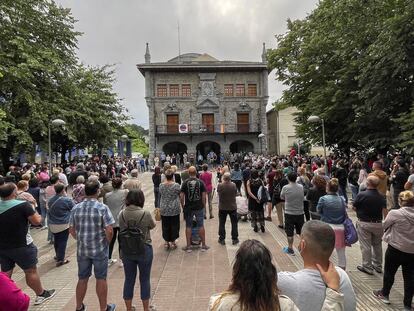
[236,196,249,221]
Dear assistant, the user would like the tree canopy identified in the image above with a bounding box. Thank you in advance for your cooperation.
[0,0,130,168]
[268,0,414,154]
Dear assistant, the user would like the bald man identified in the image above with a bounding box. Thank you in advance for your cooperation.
[180,166,209,252]
[277,220,356,311]
[353,175,387,275]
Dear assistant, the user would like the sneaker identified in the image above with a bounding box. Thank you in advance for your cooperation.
[106,303,116,311]
[253,226,258,232]
[357,265,374,275]
[232,239,239,245]
[374,266,382,274]
[76,303,88,311]
[34,289,56,305]
[372,290,390,304]
[261,225,265,233]
[218,239,225,245]
[108,259,117,266]
[40,226,48,231]
[282,247,295,256]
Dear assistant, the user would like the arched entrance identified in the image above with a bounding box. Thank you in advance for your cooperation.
[163,141,187,155]
[230,140,254,153]
[196,141,221,159]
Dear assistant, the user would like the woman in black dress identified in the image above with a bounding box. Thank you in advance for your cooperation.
[246,169,265,233]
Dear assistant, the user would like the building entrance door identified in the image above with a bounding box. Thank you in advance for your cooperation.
[202,114,214,133]
[167,114,179,133]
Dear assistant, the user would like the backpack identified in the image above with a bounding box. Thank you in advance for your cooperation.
[272,179,282,200]
[257,181,270,204]
[118,211,146,259]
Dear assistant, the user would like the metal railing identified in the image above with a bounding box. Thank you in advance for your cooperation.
[156,123,259,134]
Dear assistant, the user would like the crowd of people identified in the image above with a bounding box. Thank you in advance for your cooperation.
[0,150,413,311]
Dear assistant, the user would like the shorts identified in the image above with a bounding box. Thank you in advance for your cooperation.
[184,209,204,228]
[284,214,304,237]
[0,243,38,272]
[77,251,109,280]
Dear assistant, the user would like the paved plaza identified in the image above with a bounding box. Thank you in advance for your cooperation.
[13,172,406,311]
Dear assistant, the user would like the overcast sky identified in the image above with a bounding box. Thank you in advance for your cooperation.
[56,0,319,128]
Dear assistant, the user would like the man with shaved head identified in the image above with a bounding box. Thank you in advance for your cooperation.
[277,220,356,311]
[180,166,209,252]
[353,175,387,275]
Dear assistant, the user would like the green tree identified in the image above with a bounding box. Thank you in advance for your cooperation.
[268,0,414,154]
[0,0,129,168]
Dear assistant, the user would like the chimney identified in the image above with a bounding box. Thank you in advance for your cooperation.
[261,42,267,63]
[145,42,151,64]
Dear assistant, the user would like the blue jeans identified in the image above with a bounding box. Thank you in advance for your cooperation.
[123,244,153,300]
[349,184,359,202]
[53,228,69,261]
[77,248,109,280]
[339,184,348,204]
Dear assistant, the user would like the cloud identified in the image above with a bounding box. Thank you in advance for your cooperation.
[56,0,318,128]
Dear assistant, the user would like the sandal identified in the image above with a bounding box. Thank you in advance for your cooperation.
[170,243,177,250]
[164,243,170,249]
[201,245,210,252]
[182,246,192,253]
[56,259,70,267]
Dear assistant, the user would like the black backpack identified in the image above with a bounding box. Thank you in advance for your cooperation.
[272,179,282,200]
[118,211,146,259]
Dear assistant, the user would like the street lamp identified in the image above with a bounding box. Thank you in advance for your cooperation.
[307,115,327,175]
[258,133,265,155]
[48,119,66,175]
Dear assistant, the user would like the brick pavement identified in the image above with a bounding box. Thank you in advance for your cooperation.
[12,172,408,310]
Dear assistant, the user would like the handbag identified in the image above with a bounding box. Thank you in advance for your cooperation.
[342,200,358,246]
[154,208,161,221]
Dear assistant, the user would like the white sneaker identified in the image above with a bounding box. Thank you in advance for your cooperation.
[108,259,117,266]
[34,289,56,305]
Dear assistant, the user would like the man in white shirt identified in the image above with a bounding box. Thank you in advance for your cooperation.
[278,220,356,311]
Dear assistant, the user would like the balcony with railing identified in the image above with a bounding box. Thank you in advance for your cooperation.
[156,123,260,135]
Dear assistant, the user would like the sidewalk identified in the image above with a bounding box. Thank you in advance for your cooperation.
[13,172,406,310]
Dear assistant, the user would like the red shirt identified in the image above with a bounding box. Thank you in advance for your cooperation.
[199,171,213,193]
[0,272,30,311]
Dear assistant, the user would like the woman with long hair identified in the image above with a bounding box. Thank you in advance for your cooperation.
[159,169,181,249]
[317,178,347,270]
[209,239,344,311]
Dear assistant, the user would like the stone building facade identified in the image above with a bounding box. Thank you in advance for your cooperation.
[137,44,269,163]
[266,106,298,155]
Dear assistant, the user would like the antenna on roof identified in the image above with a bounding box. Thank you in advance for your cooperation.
[177,20,182,63]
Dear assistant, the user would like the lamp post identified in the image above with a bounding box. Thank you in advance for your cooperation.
[258,133,265,155]
[307,115,327,175]
[48,119,66,176]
